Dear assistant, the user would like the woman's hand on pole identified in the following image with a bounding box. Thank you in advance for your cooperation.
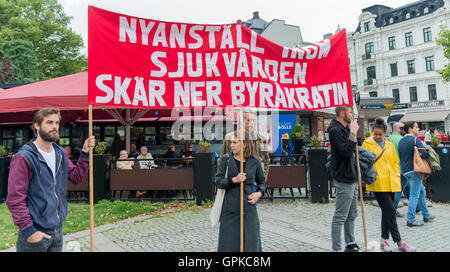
[232,173,246,183]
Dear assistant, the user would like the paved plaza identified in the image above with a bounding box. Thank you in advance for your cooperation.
[4,196,449,252]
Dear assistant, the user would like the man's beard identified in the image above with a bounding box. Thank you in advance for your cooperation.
[344,116,352,124]
[39,129,59,142]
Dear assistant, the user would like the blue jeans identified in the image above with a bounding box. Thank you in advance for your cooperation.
[394,175,409,211]
[16,230,64,252]
[331,180,358,251]
[403,171,429,223]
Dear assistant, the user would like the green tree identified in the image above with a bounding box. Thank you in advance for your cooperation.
[436,25,450,82]
[0,0,86,82]
[3,39,37,82]
[0,55,16,83]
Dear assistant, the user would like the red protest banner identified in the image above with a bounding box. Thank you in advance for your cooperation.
[88,6,353,111]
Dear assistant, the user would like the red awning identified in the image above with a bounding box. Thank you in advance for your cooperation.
[0,72,107,113]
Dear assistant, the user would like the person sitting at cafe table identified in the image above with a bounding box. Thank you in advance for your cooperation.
[136,146,157,169]
[164,143,180,166]
[116,150,137,198]
[128,144,140,159]
[182,144,195,165]
[116,150,134,170]
[135,146,157,198]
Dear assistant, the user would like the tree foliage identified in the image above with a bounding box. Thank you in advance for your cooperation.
[3,39,37,82]
[0,0,86,83]
[436,25,450,83]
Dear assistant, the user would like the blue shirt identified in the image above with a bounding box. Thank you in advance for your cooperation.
[398,134,428,174]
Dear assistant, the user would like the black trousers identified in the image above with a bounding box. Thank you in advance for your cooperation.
[373,192,402,243]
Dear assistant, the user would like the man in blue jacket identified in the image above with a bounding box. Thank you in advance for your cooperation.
[6,108,95,252]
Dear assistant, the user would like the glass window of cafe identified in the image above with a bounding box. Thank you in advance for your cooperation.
[0,127,30,152]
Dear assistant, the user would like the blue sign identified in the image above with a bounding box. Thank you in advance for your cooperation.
[443,148,448,154]
[273,113,296,155]
[360,104,393,109]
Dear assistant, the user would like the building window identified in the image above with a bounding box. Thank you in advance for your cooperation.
[365,42,374,54]
[367,66,376,79]
[426,56,435,71]
[390,63,398,77]
[428,84,437,101]
[388,36,396,50]
[369,91,378,97]
[424,7,429,14]
[405,12,411,19]
[405,32,413,47]
[423,27,432,43]
[364,22,370,32]
[389,17,394,24]
[407,60,415,74]
[392,89,400,104]
[409,86,418,102]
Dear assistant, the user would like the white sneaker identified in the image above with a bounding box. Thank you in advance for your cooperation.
[380,240,393,252]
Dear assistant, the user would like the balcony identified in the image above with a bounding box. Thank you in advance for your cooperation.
[362,53,372,61]
[364,78,376,86]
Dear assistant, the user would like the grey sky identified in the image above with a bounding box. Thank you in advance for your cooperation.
[58,0,416,55]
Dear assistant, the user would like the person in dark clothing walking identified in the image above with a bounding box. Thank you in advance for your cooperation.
[136,132,146,151]
[328,106,362,252]
[6,108,95,252]
[111,133,122,159]
[215,131,266,252]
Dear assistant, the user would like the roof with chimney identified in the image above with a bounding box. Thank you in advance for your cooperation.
[241,11,270,34]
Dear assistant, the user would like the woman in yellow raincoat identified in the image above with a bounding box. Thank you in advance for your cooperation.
[362,118,415,252]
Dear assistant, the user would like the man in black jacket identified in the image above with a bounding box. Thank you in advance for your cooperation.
[328,106,361,252]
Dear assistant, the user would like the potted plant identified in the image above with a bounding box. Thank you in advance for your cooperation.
[0,145,7,158]
[0,145,10,203]
[290,124,304,154]
[431,134,442,147]
[306,136,328,203]
[198,141,211,153]
[310,135,322,149]
[194,140,214,205]
[94,141,108,154]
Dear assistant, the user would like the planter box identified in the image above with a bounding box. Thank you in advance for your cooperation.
[293,139,304,155]
[427,147,450,202]
[307,148,329,203]
[69,154,111,203]
[0,157,11,204]
[193,152,215,205]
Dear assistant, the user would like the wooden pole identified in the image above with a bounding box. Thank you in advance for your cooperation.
[353,110,368,252]
[239,108,244,252]
[355,141,368,252]
[88,104,95,252]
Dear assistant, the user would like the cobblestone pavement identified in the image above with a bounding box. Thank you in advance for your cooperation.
[3,196,450,252]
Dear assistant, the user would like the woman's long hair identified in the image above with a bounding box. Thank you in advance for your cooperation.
[232,131,256,159]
